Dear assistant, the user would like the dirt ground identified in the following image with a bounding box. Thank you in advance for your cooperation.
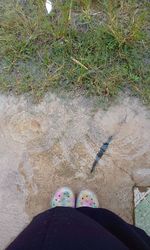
[0,92,150,249]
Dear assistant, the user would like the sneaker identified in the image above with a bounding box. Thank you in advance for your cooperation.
[51,187,75,208]
[76,189,99,208]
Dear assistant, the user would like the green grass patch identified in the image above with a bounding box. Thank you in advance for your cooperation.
[0,0,150,103]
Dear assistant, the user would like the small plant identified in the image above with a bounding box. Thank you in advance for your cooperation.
[103,0,148,46]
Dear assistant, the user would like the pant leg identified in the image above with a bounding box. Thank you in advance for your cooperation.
[77,207,150,250]
[6,207,128,250]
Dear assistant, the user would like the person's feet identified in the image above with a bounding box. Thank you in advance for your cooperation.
[51,187,99,208]
[76,189,99,208]
[51,187,75,208]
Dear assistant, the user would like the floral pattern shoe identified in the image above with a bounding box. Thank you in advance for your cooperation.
[51,187,75,208]
[76,189,99,208]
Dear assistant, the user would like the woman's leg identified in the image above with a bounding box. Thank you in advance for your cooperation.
[6,207,128,250]
[77,207,150,250]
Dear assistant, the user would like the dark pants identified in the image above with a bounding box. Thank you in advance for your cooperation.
[6,207,150,250]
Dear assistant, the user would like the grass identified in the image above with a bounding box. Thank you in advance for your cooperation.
[0,0,150,103]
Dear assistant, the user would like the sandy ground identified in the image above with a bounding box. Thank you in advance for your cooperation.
[0,92,150,249]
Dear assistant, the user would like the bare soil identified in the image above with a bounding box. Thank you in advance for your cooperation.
[0,92,150,249]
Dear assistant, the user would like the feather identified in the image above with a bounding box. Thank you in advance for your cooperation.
[45,0,52,14]
[91,136,113,173]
